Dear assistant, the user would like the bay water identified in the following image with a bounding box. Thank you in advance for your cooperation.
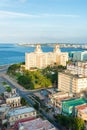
[0,44,85,66]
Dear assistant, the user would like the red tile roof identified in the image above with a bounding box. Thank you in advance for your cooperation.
[75,104,87,110]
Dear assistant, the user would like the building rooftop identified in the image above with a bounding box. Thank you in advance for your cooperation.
[4,91,20,99]
[63,98,87,107]
[18,118,56,130]
[7,106,35,117]
[75,104,87,110]
[81,108,87,114]
[34,92,45,100]
[0,105,10,112]
[60,70,87,78]
[76,104,87,114]
[57,96,71,102]
[14,117,35,129]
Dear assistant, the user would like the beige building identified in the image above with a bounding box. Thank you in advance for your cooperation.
[25,44,68,69]
[6,95,21,108]
[58,71,87,93]
[4,89,21,108]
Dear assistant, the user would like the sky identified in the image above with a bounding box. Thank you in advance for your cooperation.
[0,0,87,43]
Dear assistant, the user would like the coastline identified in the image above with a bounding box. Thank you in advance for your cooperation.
[0,64,12,69]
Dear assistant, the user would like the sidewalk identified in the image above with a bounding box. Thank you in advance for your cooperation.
[1,74,26,91]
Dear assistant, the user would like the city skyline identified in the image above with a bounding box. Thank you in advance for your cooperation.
[0,0,87,43]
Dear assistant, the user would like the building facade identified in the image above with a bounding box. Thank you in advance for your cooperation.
[58,71,87,93]
[6,96,21,108]
[5,89,21,108]
[6,106,36,125]
[25,44,68,69]
[62,98,87,116]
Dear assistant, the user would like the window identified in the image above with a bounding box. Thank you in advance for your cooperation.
[24,114,27,117]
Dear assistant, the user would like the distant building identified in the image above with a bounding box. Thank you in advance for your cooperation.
[73,51,87,61]
[6,106,36,125]
[62,98,87,115]
[58,70,87,93]
[25,44,68,69]
[18,118,57,130]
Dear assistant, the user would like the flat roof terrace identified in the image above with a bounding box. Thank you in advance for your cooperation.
[7,106,35,117]
[63,98,87,107]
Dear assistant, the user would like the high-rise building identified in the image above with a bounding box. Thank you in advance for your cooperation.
[58,71,87,93]
[25,44,68,69]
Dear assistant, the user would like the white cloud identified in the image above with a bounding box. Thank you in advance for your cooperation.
[0,10,80,19]
[0,10,38,18]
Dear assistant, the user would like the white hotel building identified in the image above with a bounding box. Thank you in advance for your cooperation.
[25,44,68,70]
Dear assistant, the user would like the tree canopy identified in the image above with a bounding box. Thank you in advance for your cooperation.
[7,63,66,90]
[55,114,84,130]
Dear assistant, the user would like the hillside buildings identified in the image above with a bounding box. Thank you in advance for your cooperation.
[25,44,68,69]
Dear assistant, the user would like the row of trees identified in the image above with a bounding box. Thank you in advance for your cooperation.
[55,114,84,130]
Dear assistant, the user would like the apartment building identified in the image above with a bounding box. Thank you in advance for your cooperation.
[58,71,87,93]
[25,44,68,69]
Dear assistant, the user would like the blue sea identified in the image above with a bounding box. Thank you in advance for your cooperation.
[0,44,85,66]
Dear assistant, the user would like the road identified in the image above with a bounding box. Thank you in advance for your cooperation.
[0,68,65,130]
